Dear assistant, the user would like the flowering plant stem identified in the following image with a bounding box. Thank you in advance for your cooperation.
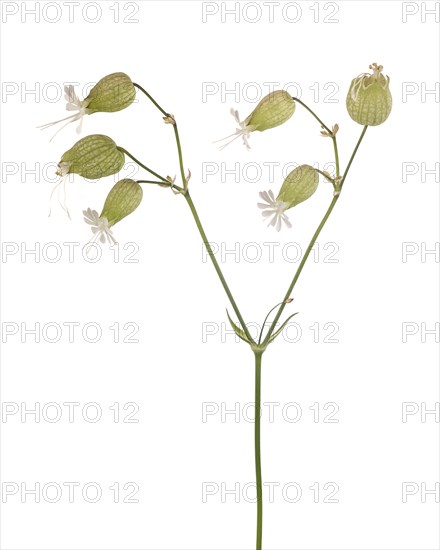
[254,350,263,548]
[184,192,254,343]
[263,124,368,347]
[132,85,368,550]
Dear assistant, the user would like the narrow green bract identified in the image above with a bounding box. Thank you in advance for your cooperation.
[101,179,143,226]
[85,72,136,113]
[245,90,295,132]
[277,165,319,209]
[59,134,125,179]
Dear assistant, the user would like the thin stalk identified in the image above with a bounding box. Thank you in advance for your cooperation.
[184,192,254,344]
[116,147,171,185]
[254,351,263,550]
[134,83,188,192]
[340,125,368,187]
[263,125,368,345]
[136,179,171,185]
[133,83,168,116]
[293,97,340,180]
[332,135,340,178]
[293,97,332,135]
[315,169,335,183]
[173,124,188,191]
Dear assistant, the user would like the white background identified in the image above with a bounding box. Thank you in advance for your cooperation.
[0,1,439,549]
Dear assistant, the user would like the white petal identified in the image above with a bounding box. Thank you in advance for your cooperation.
[283,216,292,229]
[64,85,81,107]
[230,108,240,124]
[64,85,75,102]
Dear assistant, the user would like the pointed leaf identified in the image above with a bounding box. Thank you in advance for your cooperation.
[226,309,251,344]
[268,312,299,344]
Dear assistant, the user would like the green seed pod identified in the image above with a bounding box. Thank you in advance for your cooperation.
[346,63,392,126]
[245,90,296,132]
[56,135,125,179]
[100,179,143,226]
[85,72,136,113]
[277,165,319,208]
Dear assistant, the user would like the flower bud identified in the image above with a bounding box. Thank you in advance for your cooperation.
[346,63,392,126]
[85,72,136,113]
[83,179,143,245]
[217,90,295,150]
[258,165,318,231]
[56,134,125,179]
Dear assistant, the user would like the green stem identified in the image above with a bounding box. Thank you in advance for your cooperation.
[184,192,254,344]
[133,83,168,116]
[293,97,340,180]
[117,147,172,186]
[293,97,333,135]
[254,351,263,550]
[134,83,188,191]
[263,125,368,345]
[315,169,335,184]
[173,124,188,191]
[263,196,339,346]
[332,135,340,178]
[340,125,368,188]
[136,179,170,185]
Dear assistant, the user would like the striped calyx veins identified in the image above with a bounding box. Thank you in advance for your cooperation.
[56,134,125,179]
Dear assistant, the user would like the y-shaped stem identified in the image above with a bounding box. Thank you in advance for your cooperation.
[263,125,368,345]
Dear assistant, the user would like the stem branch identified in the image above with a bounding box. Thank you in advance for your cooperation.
[117,147,172,186]
[263,125,368,345]
[184,192,254,344]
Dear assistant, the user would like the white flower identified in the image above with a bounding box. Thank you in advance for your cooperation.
[38,85,90,141]
[83,208,116,245]
[214,108,252,151]
[257,190,292,232]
